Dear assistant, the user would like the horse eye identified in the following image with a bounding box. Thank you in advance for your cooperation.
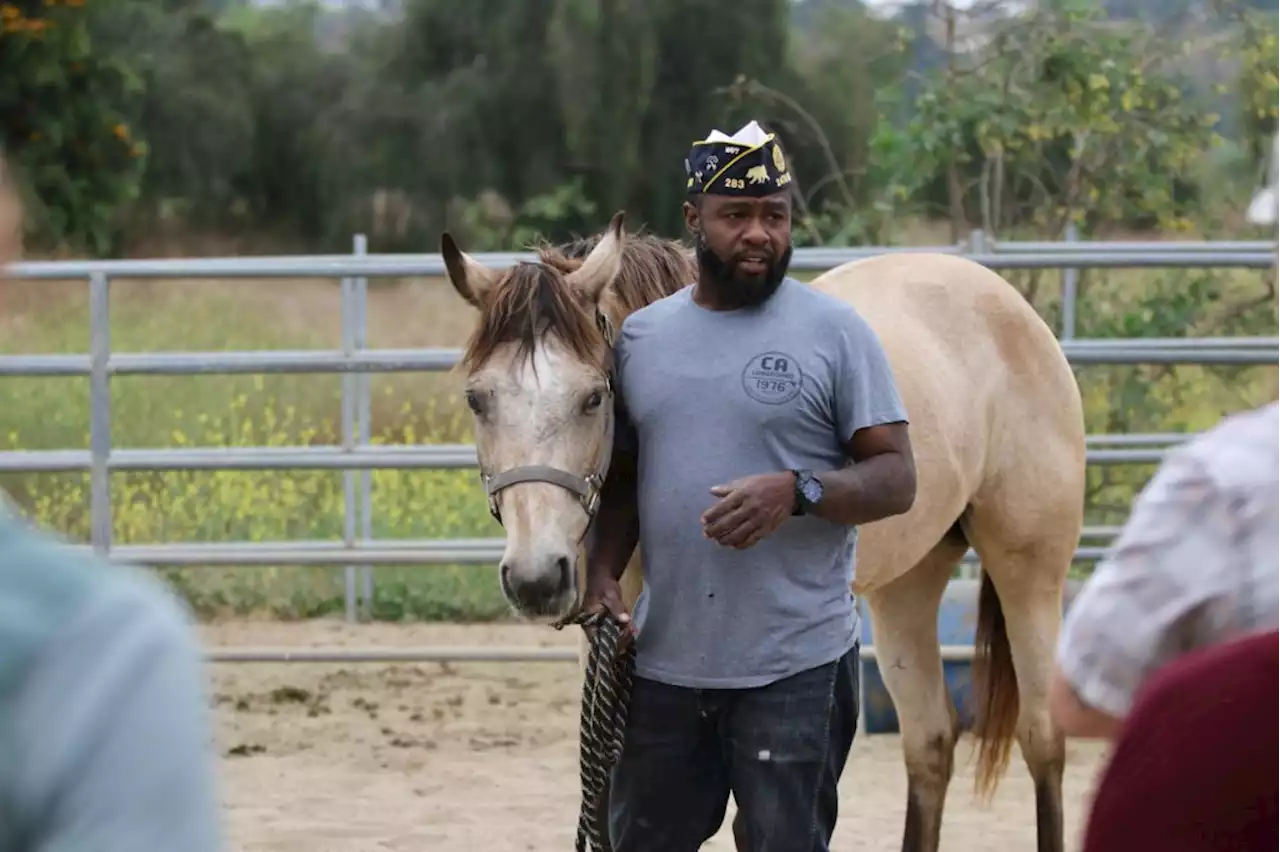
[584,390,603,412]
[465,390,485,415]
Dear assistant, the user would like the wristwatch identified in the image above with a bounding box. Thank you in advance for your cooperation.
[791,469,824,516]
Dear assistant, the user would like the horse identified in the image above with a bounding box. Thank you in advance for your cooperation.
[440,211,1086,852]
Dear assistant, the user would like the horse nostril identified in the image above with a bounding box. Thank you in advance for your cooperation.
[499,556,573,614]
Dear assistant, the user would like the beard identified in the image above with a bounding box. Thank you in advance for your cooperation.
[694,230,792,310]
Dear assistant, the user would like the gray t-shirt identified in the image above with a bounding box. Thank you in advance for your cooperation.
[0,505,223,852]
[614,277,908,689]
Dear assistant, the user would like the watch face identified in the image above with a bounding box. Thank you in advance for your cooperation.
[802,477,823,503]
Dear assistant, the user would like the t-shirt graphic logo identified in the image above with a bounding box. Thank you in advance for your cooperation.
[741,351,803,405]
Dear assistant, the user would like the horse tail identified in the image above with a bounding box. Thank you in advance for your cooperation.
[970,569,1019,801]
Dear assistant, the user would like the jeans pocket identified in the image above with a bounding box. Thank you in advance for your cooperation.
[729,660,839,765]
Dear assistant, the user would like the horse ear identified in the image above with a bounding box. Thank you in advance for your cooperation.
[440,232,496,308]
[565,210,626,304]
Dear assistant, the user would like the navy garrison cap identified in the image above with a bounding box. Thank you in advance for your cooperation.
[685,120,793,198]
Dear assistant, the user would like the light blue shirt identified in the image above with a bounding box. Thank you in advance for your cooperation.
[613,279,908,688]
[0,502,223,852]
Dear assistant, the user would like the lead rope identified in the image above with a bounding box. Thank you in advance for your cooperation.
[560,308,630,851]
[553,609,636,852]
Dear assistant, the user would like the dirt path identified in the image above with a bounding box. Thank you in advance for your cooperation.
[202,619,1109,851]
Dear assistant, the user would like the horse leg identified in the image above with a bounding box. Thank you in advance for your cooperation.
[864,538,967,852]
[965,532,1073,852]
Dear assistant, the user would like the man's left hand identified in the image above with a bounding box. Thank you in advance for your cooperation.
[701,472,796,550]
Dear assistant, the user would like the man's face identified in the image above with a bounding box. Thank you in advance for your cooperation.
[684,192,793,309]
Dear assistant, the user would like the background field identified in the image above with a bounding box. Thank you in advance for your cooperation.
[4,0,1277,622]
[2,254,1275,622]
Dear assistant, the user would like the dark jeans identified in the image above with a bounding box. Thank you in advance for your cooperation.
[608,643,860,852]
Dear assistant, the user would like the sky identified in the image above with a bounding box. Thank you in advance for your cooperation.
[860,0,1029,13]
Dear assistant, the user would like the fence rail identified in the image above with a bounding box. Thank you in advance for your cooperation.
[53,541,1114,568]
[1,232,1275,662]
[200,644,980,664]
[0,438,1218,473]
[2,336,1278,378]
[5,249,1277,281]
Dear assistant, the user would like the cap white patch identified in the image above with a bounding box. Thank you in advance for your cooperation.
[699,120,772,147]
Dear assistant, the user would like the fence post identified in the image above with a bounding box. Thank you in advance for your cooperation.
[1062,222,1079,340]
[88,271,112,556]
[341,265,358,622]
[969,228,987,257]
[353,234,373,619]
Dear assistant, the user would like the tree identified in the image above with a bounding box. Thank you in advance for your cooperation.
[91,0,257,234]
[718,1,913,245]
[1,0,146,255]
[895,1,1220,239]
[1232,5,1278,168]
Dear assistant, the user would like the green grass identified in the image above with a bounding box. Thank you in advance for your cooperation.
[1,276,510,621]
[1,262,1275,621]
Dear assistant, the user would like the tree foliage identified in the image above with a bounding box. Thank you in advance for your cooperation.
[0,0,1275,256]
[1232,5,1279,166]
[1,0,146,255]
[874,2,1221,239]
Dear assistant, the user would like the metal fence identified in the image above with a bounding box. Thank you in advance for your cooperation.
[1,231,1275,664]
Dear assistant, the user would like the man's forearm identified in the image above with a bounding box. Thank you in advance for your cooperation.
[812,451,916,526]
[587,471,640,582]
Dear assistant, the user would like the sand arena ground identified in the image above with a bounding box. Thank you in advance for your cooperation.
[204,619,1110,852]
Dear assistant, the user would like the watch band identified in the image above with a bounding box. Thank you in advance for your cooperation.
[791,469,812,516]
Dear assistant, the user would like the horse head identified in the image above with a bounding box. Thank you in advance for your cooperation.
[443,212,696,621]
[443,212,629,620]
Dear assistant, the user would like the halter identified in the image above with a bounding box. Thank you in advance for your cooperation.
[478,309,618,528]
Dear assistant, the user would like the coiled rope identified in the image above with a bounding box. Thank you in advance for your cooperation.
[553,608,636,852]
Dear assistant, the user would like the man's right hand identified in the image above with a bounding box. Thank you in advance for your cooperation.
[581,574,634,649]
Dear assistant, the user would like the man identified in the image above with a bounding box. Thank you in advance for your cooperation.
[1050,401,1279,739]
[1079,629,1278,852]
[0,159,224,851]
[582,121,916,851]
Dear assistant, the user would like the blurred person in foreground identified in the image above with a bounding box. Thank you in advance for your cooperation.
[1048,399,1279,739]
[0,159,224,852]
[1080,629,1278,852]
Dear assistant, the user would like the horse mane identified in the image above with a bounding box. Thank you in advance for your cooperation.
[459,229,694,373]
[556,230,695,318]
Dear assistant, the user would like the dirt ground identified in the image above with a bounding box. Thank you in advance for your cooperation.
[202,619,1110,852]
